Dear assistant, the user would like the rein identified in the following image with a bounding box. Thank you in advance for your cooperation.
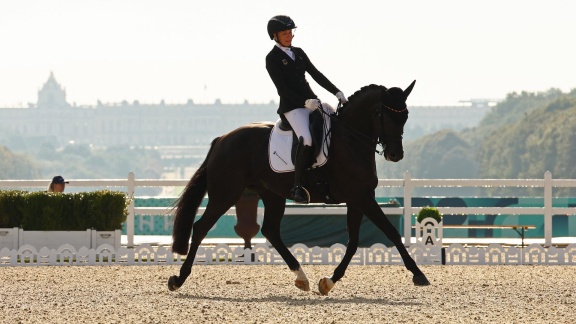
[319,101,389,155]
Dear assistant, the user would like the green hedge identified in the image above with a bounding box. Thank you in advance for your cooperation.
[0,190,128,231]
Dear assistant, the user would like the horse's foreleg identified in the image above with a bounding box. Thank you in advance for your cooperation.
[259,191,309,292]
[319,206,363,295]
[362,198,430,286]
[168,203,230,291]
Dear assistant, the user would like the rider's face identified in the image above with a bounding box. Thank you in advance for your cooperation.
[275,29,294,47]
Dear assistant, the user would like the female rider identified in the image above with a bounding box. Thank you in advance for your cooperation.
[266,15,347,204]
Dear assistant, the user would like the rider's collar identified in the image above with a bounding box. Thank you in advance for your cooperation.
[275,44,295,60]
[275,43,292,51]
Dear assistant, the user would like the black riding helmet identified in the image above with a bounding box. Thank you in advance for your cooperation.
[267,15,297,40]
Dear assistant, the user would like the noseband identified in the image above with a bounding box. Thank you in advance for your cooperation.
[374,104,405,155]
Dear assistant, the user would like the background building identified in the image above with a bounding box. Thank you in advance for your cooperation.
[0,73,493,151]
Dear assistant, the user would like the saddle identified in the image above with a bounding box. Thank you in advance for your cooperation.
[268,103,335,173]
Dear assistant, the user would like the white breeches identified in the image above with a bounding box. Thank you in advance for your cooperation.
[283,108,313,146]
[283,102,335,147]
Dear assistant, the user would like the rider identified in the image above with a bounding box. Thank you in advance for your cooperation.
[266,15,347,204]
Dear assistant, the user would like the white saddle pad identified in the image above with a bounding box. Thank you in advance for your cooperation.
[268,103,334,173]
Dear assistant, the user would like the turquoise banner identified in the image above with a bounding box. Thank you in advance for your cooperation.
[402,197,575,239]
[122,197,576,247]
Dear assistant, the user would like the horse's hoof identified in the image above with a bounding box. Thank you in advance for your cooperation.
[318,277,335,295]
[295,279,310,291]
[413,274,430,286]
[168,275,181,291]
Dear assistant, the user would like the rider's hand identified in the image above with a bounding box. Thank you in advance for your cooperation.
[304,99,321,111]
[336,91,348,104]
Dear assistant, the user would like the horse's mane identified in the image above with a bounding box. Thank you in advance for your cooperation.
[338,84,387,113]
[337,84,408,125]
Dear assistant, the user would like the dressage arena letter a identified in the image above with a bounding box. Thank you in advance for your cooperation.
[415,219,443,246]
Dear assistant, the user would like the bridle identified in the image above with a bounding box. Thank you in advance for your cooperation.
[375,103,406,156]
[319,99,405,155]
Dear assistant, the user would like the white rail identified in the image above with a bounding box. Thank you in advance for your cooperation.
[2,171,576,247]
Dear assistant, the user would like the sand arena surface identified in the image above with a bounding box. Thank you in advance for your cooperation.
[1,265,575,323]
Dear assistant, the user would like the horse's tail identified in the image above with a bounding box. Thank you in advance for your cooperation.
[171,137,220,255]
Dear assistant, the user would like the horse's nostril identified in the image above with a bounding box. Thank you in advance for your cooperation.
[386,153,403,162]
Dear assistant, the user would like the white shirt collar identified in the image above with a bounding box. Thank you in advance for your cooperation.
[276,44,295,61]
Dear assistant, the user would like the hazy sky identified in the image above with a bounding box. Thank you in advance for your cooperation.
[1,0,575,107]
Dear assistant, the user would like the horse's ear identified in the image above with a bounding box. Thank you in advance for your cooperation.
[404,80,416,98]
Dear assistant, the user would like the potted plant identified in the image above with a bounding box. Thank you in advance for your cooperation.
[417,206,442,225]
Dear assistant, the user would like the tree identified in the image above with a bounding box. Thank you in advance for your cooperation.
[0,146,40,179]
[477,97,576,195]
[377,129,477,179]
[377,88,576,197]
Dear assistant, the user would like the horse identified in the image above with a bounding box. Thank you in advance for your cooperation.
[168,81,430,295]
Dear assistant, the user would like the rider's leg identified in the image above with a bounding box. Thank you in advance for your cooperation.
[284,108,312,146]
[283,108,313,204]
[291,138,313,203]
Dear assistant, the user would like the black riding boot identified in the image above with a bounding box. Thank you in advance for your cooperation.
[291,144,313,204]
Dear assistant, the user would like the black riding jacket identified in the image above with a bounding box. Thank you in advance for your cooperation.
[266,45,340,115]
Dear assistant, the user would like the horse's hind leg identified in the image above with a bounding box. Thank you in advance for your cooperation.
[361,198,430,286]
[168,200,233,291]
[259,190,310,292]
[319,205,363,295]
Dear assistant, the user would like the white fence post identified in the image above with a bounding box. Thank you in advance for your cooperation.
[544,171,552,246]
[127,172,135,248]
[403,171,413,246]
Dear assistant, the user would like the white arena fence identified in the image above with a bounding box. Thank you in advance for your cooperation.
[1,171,576,247]
[2,171,576,267]
[1,243,576,266]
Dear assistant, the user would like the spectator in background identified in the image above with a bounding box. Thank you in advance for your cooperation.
[48,175,68,193]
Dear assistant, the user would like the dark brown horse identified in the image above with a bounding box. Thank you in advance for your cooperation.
[169,81,430,295]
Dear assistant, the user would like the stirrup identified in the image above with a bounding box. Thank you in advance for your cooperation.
[291,186,310,204]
